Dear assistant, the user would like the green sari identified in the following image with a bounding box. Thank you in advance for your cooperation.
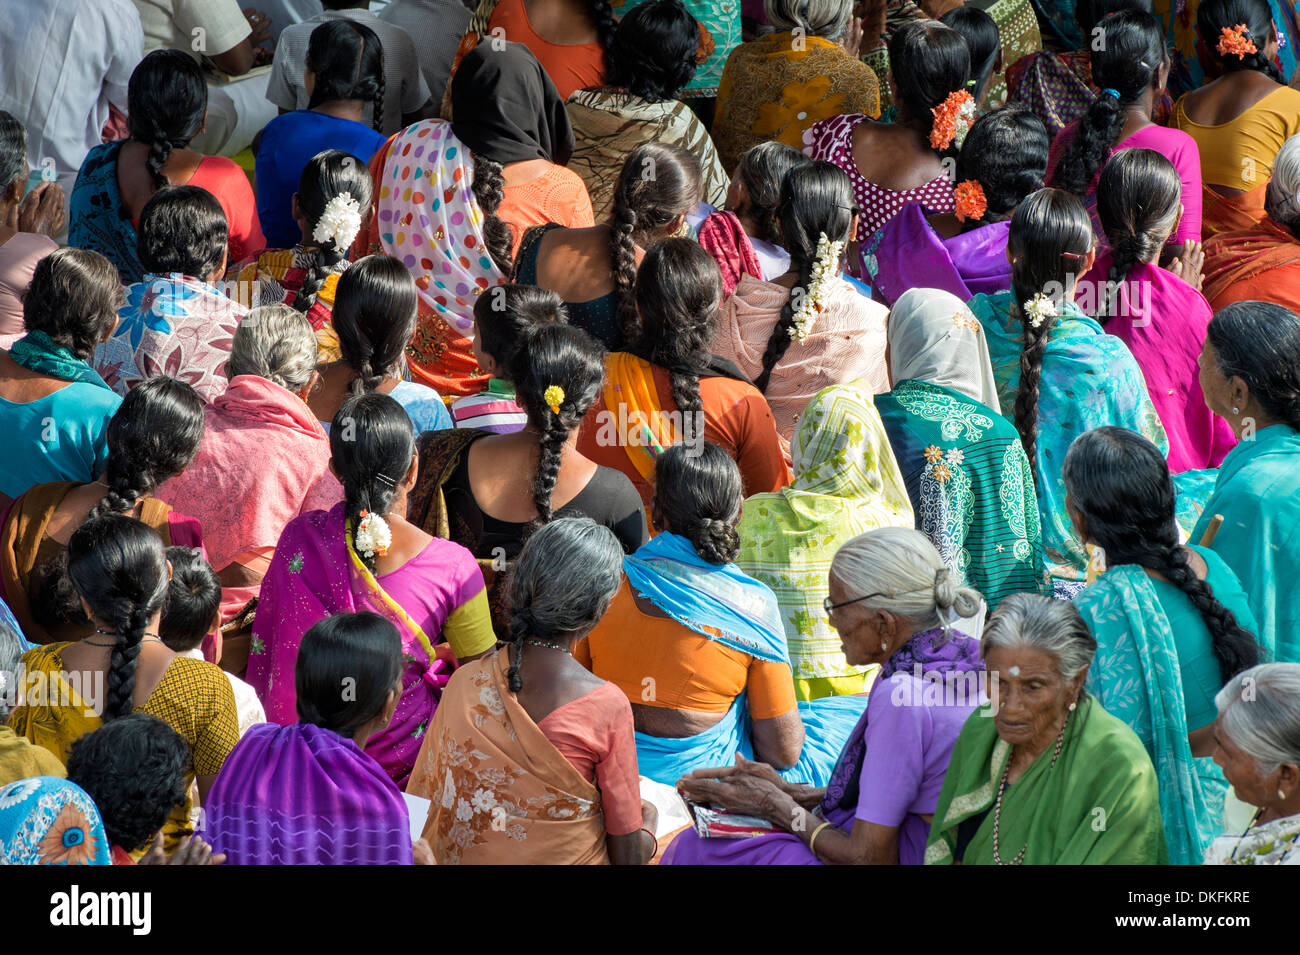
[925,695,1168,864]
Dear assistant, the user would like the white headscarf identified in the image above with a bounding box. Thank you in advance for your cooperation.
[886,288,1002,413]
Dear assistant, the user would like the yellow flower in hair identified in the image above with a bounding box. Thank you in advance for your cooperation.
[544,384,565,415]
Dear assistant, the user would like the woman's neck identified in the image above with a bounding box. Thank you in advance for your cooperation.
[1011,712,1067,770]
[312,99,368,124]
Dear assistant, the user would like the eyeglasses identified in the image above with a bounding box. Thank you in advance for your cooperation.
[823,592,890,615]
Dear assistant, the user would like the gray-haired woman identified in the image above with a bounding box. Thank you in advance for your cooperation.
[0,110,63,343]
[927,592,1168,864]
[1205,663,1300,864]
[407,517,658,865]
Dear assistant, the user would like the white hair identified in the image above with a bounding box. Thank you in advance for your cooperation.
[228,305,318,393]
[0,620,22,721]
[1266,134,1300,230]
[1216,663,1300,774]
[764,0,852,40]
[980,592,1095,683]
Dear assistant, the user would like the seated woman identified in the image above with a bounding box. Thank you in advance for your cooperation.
[231,151,373,356]
[512,142,703,351]
[410,322,647,631]
[876,288,1047,608]
[805,20,967,273]
[487,0,614,100]
[408,517,655,864]
[207,612,416,865]
[968,188,1167,595]
[155,306,341,631]
[1075,149,1236,472]
[92,187,247,404]
[0,777,110,866]
[939,5,1001,108]
[250,394,496,785]
[0,376,205,645]
[358,41,593,398]
[928,593,1167,864]
[68,50,264,286]
[306,256,452,435]
[1171,0,1300,236]
[255,20,388,249]
[576,442,867,786]
[0,616,65,787]
[9,514,239,851]
[1203,134,1300,312]
[696,141,803,294]
[714,161,889,447]
[871,108,1051,307]
[565,0,729,221]
[1048,10,1202,246]
[1064,426,1262,864]
[0,111,61,346]
[578,238,790,508]
[1203,663,1300,864]
[735,383,914,701]
[1192,301,1300,663]
[712,0,880,173]
[0,250,123,501]
[667,527,985,865]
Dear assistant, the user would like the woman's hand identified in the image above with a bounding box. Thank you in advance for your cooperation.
[138,833,226,865]
[842,15,865,58]
[678,771,791,824]
[11,181,66,237]
[1164,240,1204,290]
[413,837,435,865]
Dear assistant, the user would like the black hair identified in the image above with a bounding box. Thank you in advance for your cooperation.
[306,19,386,133]
[1206,301,1300,431]
[1095,148,1182,320]
[21,248,124,359]
[956,107,1050,228]
[652,442,743,564]
[1063,427,1261,683]
[329,393,416,573]
[754,160,856,393]
[1197,0,1284,82]
[472,284,567,376]
[508,324,607,533]
[295,612,402,739]
[159,547,221,653]
[1006,188,1095,471]
[294,150,374,315]
[1074,0,1153,41]
[889,20,971,154]
[731,141,807,244]
[127,50,208,191]
[92,376,205,520]
[605,0,700,101]
[587,0,619,75]
[66,714,190,852]
[67,515,170,722]
[470,154,513,275]
[137,185,229,280]
[609,142,703,345]
[941,6,1001,103]
[1054,10,1167,197]
[331,254,418,395]
[631,238,721,441]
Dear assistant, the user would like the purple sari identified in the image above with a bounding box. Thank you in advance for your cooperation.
[202,722,412,865]
[870,203,1012,307]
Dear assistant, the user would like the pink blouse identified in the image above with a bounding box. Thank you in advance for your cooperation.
[0,232,58,342]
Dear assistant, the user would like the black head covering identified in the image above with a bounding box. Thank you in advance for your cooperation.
[450,41,575,166]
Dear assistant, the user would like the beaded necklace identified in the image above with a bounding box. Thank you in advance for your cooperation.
[991,710,1070,865]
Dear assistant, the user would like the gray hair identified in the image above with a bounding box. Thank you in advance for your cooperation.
[0,111,27,194]
[1266,134,1300,231]
[764,0,852,41]
[228,305,318,392]
[980,593,1096,683]
[1216,663,1300,774]
[0,621,22,721]
[830,526,983,634]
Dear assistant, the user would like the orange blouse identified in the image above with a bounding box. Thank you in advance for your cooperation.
[487,0,607,101]
[500,164,595,255]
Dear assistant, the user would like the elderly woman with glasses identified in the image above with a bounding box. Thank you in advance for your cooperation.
[926,593,1167,864]
[664,526,987,865]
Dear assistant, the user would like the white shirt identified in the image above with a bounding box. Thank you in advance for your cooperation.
[133,0,251,57]
[180,649,266,739]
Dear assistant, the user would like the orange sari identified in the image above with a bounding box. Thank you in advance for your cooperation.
[1201,182,1268,239]
[1203,216,1300,311]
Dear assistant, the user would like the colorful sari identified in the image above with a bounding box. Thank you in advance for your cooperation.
[925,694,1169,864]
[736,382,914,700]
[1204,811,1300,864]
[246,501,494,787]
[611,0,738,98]
[227,246,349,362]
[67,142,143,285]
[698,210,765,297]
[406,649,612,864]
[1203,215,1300,313]
[870,204,1012,307]
[0,777,110,865]
[202,722,413,865]
[1154,0,1299,99]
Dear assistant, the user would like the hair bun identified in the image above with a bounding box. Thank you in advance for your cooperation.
[933,566,957,609]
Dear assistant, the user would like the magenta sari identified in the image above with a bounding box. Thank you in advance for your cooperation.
[869,203,1012,307]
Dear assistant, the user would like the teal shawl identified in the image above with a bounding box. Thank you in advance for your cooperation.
[8,331,114,392]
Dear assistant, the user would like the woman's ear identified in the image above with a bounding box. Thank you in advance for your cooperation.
[404,451,419,489]
[80,598,99,628]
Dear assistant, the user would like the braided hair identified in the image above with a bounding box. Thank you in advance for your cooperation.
[730,141,806,245]
[1095,148,1182,321]
[1197,0,1285,84]
[888,20,971,158]
[293,150,374,315]
[955,108,1050,230]
[588,0,619,78]
[126,51,207,191]
[472,284,567,376]
[651,442,743,564]
[305,19,387,133]
[329,393,416,574]
[604,0,700,101]
[470,154,513,275]
[1053,10,1167,198]
[66,515,170,722]
[608,142,704,346]
[754,160,856,394]
[1064,427,1262,683]
[1006,188,1095,472]
[1206,301,1300,432]
[331,255,419,396]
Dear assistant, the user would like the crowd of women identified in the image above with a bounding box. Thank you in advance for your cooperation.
[3,0,1300,867]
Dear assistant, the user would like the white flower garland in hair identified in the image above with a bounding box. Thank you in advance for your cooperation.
[791,232,845,342]
[1023,292,1059,329]
[353,509,392,560]
[312,191,363,251]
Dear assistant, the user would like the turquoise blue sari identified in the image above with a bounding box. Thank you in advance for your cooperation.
[625,533,867,785]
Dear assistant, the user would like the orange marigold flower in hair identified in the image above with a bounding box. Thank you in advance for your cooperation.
[1217,23,1257,58]
[953,180,988,222]
[929,90,977,151]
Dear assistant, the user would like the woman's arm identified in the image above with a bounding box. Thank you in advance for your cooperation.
[750,710,806,770]
[441,586,498,661]
[606,801,657,865]
[747,659,805,769]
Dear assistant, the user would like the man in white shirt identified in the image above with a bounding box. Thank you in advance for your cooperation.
[378,0,470,109]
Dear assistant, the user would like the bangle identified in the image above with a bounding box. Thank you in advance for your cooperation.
[808,821,833,859]
[639,827,657,847]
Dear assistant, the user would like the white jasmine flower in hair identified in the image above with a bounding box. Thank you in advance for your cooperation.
[312,191,363,251]
[353,509,392,559]
[791,232,845,342]
[1024,292,1059,329]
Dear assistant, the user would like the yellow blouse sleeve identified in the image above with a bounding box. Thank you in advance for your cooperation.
[441,588,497,660]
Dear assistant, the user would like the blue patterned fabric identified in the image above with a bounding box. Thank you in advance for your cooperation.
[0,777,110,865]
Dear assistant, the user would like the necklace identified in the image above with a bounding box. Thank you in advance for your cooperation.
[991,710,1070,865]
[88,629,165,648]
[523,638,570,653]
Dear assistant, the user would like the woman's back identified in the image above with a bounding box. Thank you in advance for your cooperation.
[1175,82,1300,188]
[488,0,606,100]
[513,223,623,348]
